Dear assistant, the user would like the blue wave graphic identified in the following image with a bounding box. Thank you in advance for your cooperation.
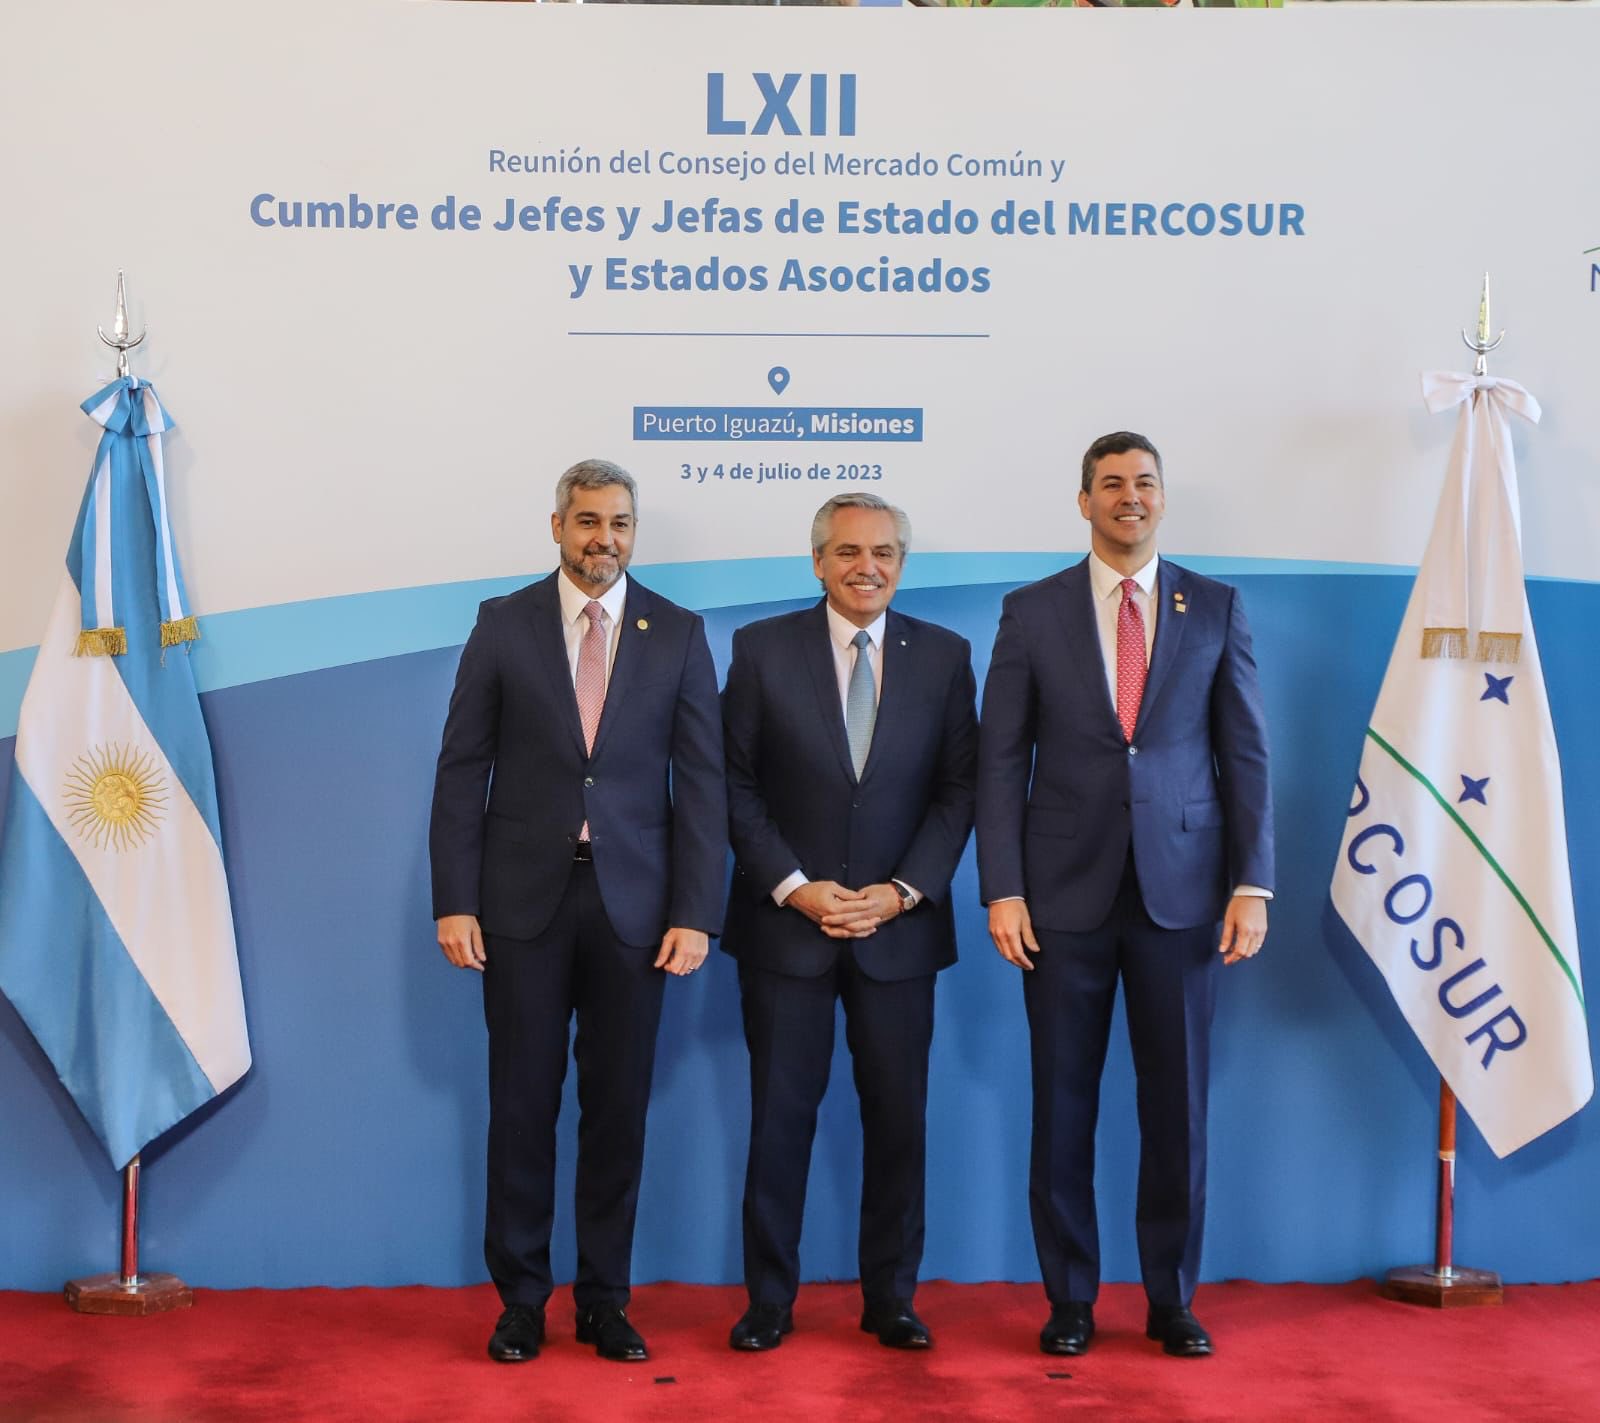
[0,553,1426,739]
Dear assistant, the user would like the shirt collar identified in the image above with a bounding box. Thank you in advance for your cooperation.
[826,601,886,652]
[1088,550,1160,602]
[558,569,629,626]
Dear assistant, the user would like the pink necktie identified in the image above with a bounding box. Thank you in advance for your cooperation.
[575,601,606,840]
[1116,578,1147,743]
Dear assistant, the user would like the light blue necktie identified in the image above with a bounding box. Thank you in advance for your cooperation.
[845,629,876,779]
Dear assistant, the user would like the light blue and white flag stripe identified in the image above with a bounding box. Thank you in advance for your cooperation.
[0,380,248,1169]
[76,379,190,641]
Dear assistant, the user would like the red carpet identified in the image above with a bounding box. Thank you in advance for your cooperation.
[2,1280,1597,1422]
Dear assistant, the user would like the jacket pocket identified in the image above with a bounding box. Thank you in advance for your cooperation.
[485,810,532,842]
[636,821,671,855]
[1025,805,1077,839]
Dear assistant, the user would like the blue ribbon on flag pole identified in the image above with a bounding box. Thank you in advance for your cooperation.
[75,377,194,655]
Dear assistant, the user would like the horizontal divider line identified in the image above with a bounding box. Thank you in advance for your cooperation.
[566,330,990,339]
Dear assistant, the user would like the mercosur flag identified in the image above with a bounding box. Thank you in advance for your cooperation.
[1331,372,1591,1158]
[0,378,250,1169]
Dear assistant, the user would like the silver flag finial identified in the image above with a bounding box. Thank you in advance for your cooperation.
[97,269,146,379]
[1460,271,1503,378]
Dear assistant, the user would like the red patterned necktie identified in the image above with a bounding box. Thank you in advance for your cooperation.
[575,600,607,840]
[1116,578,1147,743]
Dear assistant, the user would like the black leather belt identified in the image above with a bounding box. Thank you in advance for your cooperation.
[573,841,593,862]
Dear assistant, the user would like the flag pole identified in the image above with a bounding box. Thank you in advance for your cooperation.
[1381,1079,1501,1306]
[65,1149,193,1315]
[1380,276,1506,1310]
[61,274,194,1318]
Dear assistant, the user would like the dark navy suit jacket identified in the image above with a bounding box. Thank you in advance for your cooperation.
[977,558,1272,932]
[721,602,978,982]
[429,572,726,948]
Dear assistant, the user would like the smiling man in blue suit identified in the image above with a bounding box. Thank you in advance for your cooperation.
[429,458,726,1367]
[977,432,1273,1360]
[721,493,977,1354]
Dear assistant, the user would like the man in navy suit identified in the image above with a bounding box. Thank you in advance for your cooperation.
[977,432,1273,1359]
[721,493,977,1353]
[429,459,726,1365]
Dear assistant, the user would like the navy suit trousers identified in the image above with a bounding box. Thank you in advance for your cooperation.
[739,955,935,1309]
[481,862,665,1311]
[1023,856,1219,1311]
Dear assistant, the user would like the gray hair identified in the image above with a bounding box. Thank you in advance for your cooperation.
[555,458,639,517]
[810,493,911,557]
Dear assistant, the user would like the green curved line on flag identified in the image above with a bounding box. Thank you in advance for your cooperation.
[1365,727,1584,1011]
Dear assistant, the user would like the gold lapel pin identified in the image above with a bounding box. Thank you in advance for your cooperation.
[1173,591,1188,614]
[636,618,649,631]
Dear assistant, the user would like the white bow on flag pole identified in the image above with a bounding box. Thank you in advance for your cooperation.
[1331,362,1591,1160]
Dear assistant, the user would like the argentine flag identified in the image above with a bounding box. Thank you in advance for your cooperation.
[1331,372,1591,1158]
[0,378,249,1169]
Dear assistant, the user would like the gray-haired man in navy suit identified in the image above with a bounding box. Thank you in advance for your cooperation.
[977,432,1273,1360]
[430,459,726,1366]
[721,493,978,1353]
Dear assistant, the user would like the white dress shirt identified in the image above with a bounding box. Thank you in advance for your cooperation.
[557,569,628,689]
[826,602,885,710]
[1088,549,1158,713]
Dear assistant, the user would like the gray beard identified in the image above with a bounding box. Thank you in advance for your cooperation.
[564,551,622,590]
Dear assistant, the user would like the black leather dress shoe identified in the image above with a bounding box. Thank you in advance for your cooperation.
[1040,1301,1095,1356]
[487,1303,546,1363]
[860,1299,933,1350]
[576,1304,649,1362]
[729,1302,795,1351]
[1146,1305,1213,1358]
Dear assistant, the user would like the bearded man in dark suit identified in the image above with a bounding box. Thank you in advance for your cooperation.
[430,458,726,1366]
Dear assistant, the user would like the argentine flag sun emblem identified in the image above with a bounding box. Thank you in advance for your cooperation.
[64,744,168,851]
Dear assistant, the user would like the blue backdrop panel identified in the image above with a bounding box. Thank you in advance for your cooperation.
[1,572,1596,1291]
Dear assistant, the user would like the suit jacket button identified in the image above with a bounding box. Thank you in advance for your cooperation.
[584,776,595,787]
[1127,746,1138,756]
[852,799,861,809]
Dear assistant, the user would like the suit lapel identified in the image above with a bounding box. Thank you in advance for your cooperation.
[1135,560,1190,739]
[801,601,858,784]
[526,573,588,760]
[858,609,911,787]
[1051,560,1124,740]
[590,580,650,761]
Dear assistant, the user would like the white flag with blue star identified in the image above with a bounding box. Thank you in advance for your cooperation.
[1331,372,1591,1158]
[0,377,250,1169]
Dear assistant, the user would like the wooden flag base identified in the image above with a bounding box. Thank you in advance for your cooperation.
[64,1272,193,1316]
[63,1154,194,1316]
[1380,1082,1503,1310]
[1381,1265,1503,1309]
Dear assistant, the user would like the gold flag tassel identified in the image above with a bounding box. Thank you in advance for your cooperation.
[1475,631,1521,664]
[1420,626,1468,660]
[160,616,200,649]
[74,627,128,657]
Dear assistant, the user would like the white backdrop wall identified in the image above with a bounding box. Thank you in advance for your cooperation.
[2,3,1598,1289]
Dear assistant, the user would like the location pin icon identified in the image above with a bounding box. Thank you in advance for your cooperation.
[767,366,790,396]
